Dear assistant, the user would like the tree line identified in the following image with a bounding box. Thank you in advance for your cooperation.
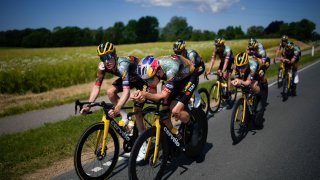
[0,16,318,48]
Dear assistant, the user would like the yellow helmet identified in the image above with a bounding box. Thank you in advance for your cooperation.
[248,37,258,49]
[281,35,288,42]
[173,39,186,53]
[285,41,294,50]
[97,42,116,56]
[234,52,249,67]
[214,37,225,47]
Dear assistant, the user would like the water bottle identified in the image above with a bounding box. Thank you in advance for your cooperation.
[294,73,299,84]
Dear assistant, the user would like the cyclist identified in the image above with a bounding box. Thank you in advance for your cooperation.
[205,37,234,106]
[131,55,197,160]
[247,37,269,104]
[231,52,260,94]
[80,42,147,136]
[231,52,265,128]
[173,39,205,77]
[275,35,289,60]
[279,41,301,96]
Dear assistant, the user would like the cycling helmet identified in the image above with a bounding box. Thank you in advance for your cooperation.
[173,39,186,53]
[285,41,294,50]
[248,38,258,49]
[97,42,116,56]
[215,37,225,47]
[281,35,288,42]
[137,56,159,80]
[234,52,249,67]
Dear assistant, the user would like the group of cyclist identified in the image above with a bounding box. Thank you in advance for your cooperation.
[80,34,301,160]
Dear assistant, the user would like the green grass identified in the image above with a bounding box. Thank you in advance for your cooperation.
[1,51,319,179]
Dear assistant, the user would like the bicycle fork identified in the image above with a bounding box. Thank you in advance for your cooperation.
[96,114,111,157]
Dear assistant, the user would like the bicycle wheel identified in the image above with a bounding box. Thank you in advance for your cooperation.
[230,98,248,144]
[282,74,289,101]
[128,127,169,180]
[230,85,238,105]
[197,88,210,116]
[277,68,283,88]
[185,107,208,158]
[209,83,221,113]
[74,122,119,180]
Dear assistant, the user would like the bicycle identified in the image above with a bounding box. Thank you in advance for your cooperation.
[281,62,295,101]
[274,57,285,88]
[128,100,208,180]
[205,72,238,113]
[189,87,210,117]
[74,100,155,179]
[230,85,265,144]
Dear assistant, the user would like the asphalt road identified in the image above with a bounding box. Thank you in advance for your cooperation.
[53,60,320,179]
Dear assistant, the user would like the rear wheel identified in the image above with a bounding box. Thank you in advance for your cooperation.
[185,107,208,158]
[74,122,119,180]
[209,83,221,113]
[128,127,169,180]
[282,73,289,101]
[197,88,210,116]
[230,98,248,144]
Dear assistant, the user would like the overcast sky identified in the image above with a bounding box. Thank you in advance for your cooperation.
[1,0,319,33]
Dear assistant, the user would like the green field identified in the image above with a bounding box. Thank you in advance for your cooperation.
[0,39,294,94]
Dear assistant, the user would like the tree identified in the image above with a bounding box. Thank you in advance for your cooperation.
[123,20,138,44]
[136,16,159,43]
[21,28,51,47]
[264,21,284,35]
[247,26,265,38]
[160,16,193,41]
[218,26,244,39]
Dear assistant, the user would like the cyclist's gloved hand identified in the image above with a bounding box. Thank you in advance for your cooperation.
[80,106,90,115]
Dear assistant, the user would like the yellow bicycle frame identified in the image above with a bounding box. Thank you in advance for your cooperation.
[234,94,247,124]
[143,113,161,165]
[213,81,221,100]
[95,113,111,156]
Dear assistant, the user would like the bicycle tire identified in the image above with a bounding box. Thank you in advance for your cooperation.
[209,83,221,113]
[230,98,248,144]
[197,88,210,116]
[128,127,169,180]
[277,68,283,88]
[185,107,208,158]
[230,85,238,105]
[282,73,288,101]
[74,122,119,180]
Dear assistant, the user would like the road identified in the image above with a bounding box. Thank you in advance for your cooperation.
[53,60,320,179]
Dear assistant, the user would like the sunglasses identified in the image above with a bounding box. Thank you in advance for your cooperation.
[174,51,183,55]
[100,54,114,62]
[237,65,247,70]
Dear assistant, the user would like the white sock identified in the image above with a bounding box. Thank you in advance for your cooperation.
[119,110,128,124]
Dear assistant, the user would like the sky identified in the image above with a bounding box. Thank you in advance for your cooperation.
[1,0,319,34]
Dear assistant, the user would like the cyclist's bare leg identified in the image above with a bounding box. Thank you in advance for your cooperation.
[162,105,173,130]
[251,81,261,94]
[107,85,120,105]
[133,106,145,134]
[171,101,190,124]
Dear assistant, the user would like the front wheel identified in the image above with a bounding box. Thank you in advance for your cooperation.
[74,122,119,180]
[128,127,169,180]
[209,83,221,113]
[230,98,248,144]
[277,68,283,88]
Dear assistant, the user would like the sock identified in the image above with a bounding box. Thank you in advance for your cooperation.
[119,110,128,124]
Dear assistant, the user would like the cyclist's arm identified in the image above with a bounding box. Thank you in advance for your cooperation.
[113,87,130,113]
[206,50,216,74]
[222,58,228,73]
[89,68,105,103]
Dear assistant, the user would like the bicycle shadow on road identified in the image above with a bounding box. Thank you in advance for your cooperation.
[232,117,266,146]
[161,142,213,180]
